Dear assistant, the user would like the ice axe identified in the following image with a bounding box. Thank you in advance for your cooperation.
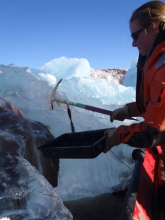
[50,78,137,122]
[50,78,75,132]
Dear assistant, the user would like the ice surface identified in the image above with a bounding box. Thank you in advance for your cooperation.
[0,157,72,219]
[0,57,137,204]
[123,58,138,87]
[55,144,135,201]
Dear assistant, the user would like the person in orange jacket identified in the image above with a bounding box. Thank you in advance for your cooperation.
[104,1,165,153]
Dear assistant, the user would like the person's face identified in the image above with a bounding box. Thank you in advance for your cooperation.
[130,21,156,56]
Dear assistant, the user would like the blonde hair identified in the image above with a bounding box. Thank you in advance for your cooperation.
[130,1,165,28]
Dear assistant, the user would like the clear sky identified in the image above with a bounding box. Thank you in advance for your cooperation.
[0,0,155,70]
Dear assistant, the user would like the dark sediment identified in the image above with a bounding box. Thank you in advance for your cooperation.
[64,189,127,220]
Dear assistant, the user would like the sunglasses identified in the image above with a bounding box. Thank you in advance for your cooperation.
[131,28,144,42]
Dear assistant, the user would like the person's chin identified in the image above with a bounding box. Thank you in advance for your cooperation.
[140,50,147,56]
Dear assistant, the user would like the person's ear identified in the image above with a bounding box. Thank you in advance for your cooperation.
[151,22,159,34]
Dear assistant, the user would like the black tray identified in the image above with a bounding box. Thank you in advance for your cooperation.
[38,128,110,159]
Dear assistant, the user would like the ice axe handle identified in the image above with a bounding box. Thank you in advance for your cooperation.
[85,105,137,121]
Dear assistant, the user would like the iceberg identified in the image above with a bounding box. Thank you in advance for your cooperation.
[0,56,138,214]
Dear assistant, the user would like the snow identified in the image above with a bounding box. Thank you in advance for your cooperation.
[0,56,138,216]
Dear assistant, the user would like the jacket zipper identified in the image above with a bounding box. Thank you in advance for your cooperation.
[141,34,158,111]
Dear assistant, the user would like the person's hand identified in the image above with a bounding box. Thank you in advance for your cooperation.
[110,105,128,122]
[103,128,120,153]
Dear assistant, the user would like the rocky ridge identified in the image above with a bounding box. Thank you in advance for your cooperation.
[90,68,127,85]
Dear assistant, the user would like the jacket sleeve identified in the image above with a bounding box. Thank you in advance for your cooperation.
[116,66,165,148]
[116,122,165,148]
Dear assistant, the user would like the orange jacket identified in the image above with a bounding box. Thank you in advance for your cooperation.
[116,36,165,148]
